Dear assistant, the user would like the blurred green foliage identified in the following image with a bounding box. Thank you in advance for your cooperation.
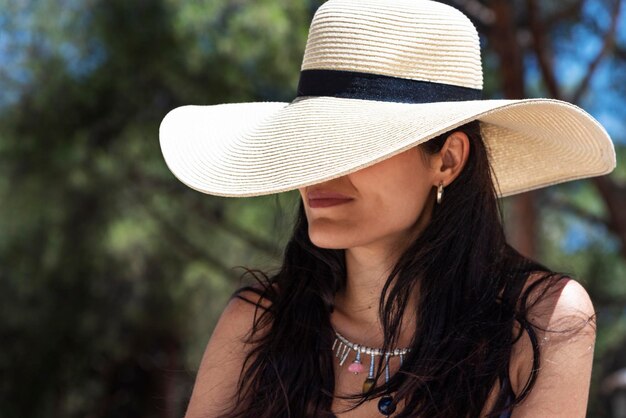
[0,0,623,417]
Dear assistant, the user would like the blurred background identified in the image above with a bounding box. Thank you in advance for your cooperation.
[0,0,625,416]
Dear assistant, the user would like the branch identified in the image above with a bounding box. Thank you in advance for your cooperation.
[543,176,626,262]
[571,0,621,104]
[125,176,248,278]
[544,0,585,27]
[490,0,526,98]
[615,44,626,61]
[190,200,283,257]
[141,201,238,280]
[592,176,626,262]
[129,172,282,257]
[448,0,495,29]
[527,0,562,99]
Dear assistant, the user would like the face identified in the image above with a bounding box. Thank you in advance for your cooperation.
[299,147,438,253]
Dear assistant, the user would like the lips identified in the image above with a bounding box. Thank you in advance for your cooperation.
[306,190,354,208]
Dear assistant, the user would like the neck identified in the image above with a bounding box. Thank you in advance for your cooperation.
[330,201,433,347]
[332,242,418,347]
[342,245,396,319]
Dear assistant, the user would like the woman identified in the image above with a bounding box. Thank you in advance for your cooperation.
[160,0,616,416]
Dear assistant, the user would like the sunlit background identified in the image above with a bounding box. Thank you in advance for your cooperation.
[1,0,625,416]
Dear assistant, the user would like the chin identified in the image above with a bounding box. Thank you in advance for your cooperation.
[308,229,355,250]
[309,235,348,250]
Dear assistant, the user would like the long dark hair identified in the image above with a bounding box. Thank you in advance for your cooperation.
[222,120,572,417]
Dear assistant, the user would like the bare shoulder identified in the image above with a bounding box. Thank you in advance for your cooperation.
[184,290,273,418]
[510,275,596,418]
[524,275,595,328]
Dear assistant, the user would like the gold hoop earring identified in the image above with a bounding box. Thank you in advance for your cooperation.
[436,182,444,204]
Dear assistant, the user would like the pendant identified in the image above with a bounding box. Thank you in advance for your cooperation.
[362,377,376,393]
[377,354,395,415]
[349,360,365,374]
[378,395,396,416]
[348,350,364,374]
[362,352,377,393]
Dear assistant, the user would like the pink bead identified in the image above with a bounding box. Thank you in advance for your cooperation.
[348,361,365,374]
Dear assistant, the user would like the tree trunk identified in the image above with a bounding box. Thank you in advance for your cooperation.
[488,0,537,259]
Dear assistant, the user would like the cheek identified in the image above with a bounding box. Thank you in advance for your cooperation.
[365,181,432,233]
[347,156,435,245]
[359,154,433,222]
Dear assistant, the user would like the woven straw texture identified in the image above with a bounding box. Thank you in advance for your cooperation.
[302,0,482,88]
[160,0,615,198]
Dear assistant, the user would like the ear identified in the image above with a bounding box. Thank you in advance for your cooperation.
[432,131,470,187]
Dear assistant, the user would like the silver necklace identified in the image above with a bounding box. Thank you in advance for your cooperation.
[333,331,410,416]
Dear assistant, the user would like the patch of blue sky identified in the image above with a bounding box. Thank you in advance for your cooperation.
[0,2,106,106]
[525,3,609,94]
[539,3,626,144]
[0,24,33,107]
[595,110,626,144]
[553,28,601,88]
[585,63,626,142]
[582,0,612,28]
[45,0,106,77]
[562,221,591,253]
[57,39,107,78]
[619,5,626,44]
[0,90,19,108]
[0,24,9,62]
[561,218,619,254]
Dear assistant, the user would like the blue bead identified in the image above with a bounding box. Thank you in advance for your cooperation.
[378,395,396,416]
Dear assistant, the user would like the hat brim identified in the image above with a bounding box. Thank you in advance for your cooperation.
[159,96,615,197]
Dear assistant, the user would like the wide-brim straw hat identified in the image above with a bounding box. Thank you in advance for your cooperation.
[160,0,615,198]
